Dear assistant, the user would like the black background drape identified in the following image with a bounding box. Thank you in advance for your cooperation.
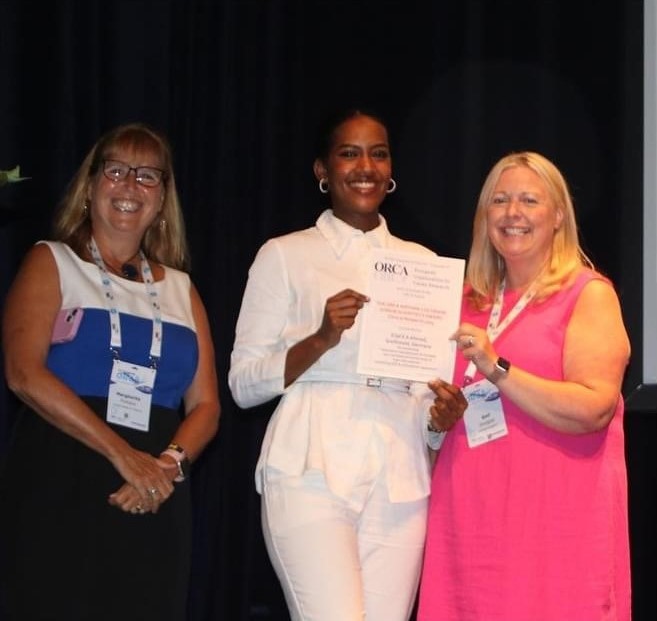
[1,1,654,619]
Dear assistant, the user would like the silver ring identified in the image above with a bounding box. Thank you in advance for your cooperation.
[148,487,157,496]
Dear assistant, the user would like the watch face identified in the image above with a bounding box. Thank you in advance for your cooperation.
[180,457,191,477]
[496,357,511,372]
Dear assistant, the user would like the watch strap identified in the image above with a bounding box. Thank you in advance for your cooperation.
[161,444,190,482]
[487,357,510,384]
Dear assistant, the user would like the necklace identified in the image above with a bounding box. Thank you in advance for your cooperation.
[101,253,142,280]
[120,263,139,280]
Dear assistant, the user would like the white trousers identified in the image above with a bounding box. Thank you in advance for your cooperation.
[261,468,428,621]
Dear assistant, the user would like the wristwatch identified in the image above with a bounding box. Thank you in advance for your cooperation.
[163,443,191,482]
[487,357,511,384]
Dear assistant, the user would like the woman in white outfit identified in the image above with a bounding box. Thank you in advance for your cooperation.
[228,109,466,621]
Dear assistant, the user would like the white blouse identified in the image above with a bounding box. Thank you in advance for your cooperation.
[229,209,443,507]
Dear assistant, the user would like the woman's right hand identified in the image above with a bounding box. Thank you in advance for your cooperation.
[316,288,369,349]
[283,288,369,387]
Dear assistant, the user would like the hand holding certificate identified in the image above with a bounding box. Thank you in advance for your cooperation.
[357,248,465,382]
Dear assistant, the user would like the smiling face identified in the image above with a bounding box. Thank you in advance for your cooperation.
[313,114,392,231]
[486,165,564,286]
[86,145,166,244]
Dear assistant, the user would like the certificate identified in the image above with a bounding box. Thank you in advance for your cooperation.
[357,248,464,382]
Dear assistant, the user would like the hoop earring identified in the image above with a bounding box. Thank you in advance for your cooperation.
[386,178,397,194]
[319,178,329,194]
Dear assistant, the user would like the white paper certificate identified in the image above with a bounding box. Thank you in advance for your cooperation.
[357,248,465,382]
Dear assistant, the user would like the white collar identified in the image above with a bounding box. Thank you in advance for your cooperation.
[315,209,391,258]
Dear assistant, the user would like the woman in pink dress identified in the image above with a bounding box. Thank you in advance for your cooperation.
[417,151,631,621]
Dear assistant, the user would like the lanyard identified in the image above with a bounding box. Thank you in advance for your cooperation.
[463,280,536,383]
[88,237,163,367]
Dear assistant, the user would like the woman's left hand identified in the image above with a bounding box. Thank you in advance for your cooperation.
[427,379,468,432]
[108,449,183,514]
[108,480,169,515]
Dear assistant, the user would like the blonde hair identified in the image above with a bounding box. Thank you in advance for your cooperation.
[52,123,190,270]
[466,151,593,309]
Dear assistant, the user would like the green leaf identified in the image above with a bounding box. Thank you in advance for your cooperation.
[0,165,31,187]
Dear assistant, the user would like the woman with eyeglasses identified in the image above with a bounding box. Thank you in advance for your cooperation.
[0,123,220,620]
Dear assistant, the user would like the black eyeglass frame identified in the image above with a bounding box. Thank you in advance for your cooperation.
[101,159,168,187]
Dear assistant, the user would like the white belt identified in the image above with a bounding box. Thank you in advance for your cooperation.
[296,374,411,393]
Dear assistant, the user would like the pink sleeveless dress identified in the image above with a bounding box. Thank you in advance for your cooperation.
[417,270,630,621]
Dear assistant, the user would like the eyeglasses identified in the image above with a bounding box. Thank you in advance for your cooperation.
[102,159,167,187]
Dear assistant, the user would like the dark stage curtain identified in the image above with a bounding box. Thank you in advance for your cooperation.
[0,1,653,619]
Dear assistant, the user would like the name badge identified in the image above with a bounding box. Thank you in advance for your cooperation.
[107,359,156,432]
[463,378,508,448]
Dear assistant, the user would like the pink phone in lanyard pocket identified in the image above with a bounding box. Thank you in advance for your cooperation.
[51,307,84,344]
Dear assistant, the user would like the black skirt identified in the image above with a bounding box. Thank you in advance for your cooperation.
[0,397,192,621]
